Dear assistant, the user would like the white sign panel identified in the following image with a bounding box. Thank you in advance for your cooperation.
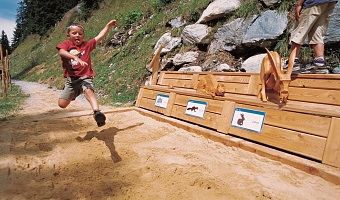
[231,107,266,133]
[154,94,169,109]
[185,100,207,118]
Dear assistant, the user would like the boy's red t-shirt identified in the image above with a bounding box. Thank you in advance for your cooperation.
[56,38,96,78]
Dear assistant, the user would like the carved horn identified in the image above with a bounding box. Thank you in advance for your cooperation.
[286,47,297,75]
[265,48,280,78]
[150,45,163,85]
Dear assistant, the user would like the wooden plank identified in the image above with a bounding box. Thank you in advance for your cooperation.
[290,77,340,90]
[157,71,165,85]
[158,78,194,89]
[209,74,251,83]
[236,104,331,137]
[289,87,340,106]
[217,101,236,134]
[160,72,194,80]
[221,82,249,94]
[164,92,176,116]
[141,85,340,118]
[139,98,166,114]
[292,73,340,79]
[323,117,340,168]
[141,85,215,99]
[222,93,340,118]
[229,124,327,160]
[174,94,225,114]
[171,104,219,129]
[135,88,144,107]
[192,74,199,89]
[247,74,261,95]
[141,88,170,100]
[160,72,340,81]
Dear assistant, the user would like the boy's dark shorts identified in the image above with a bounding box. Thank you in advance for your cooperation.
[59,76,94,100]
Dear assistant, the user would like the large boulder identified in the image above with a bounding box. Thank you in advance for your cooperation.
[325,3,340,44]
[173,51,199,66]
[196,0,241,24]
[181,24,211,45]
[154,32,181,55]
[209,17,255,54]
[242,10,288,47]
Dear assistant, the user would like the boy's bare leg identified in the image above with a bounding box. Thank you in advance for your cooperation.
[58,99,72,108]
[291,42,301,58]
[84,88,106,127]
[84,88,99,111]
[312,44,324,58]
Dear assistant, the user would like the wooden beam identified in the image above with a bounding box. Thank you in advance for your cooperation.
[323,117,340,168]
[217,100,235,134]
[135,88,144,107]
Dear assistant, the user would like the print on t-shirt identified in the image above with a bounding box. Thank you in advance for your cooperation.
[69,49,85,67]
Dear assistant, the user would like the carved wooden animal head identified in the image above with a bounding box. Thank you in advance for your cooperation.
[265,48,296,103]
[196,74,225,97]
[196,74,218,97]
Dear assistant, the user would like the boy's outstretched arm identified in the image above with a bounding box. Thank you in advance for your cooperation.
[95,20,117,44]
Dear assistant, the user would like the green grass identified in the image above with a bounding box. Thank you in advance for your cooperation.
[0,84,29,121]
[235,0,261,19]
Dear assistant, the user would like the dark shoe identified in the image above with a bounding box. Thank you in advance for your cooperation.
[93,110,106,127]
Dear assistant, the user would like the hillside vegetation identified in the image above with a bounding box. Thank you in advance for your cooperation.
[9,0,338,106]
[10,0,216,106]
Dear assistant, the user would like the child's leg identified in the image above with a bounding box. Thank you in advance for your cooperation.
[58,98,72,108]
[84,88,106,127]
[84,88,99,110]
[59,78,77,108]
[82,77,106,127]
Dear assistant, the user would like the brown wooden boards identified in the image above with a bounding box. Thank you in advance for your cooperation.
[136,72,340,168]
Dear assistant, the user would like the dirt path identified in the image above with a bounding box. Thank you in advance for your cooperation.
[0,81,339,199]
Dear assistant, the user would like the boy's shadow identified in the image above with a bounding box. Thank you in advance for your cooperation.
[76,123,144,163]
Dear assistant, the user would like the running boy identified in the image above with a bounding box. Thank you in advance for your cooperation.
[56,20,117,127]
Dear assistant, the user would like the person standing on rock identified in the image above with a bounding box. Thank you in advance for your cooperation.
[56,20,117,127]
[289,0,337,73]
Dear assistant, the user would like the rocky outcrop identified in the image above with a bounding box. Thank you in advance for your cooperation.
[181,24,211,45]
[196,0,241,24]
[150,1,340,75]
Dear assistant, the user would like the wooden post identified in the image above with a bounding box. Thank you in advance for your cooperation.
[150,45,163,85]
[322,117,340,168]
[5,49,11,91]
[0,44,7,97]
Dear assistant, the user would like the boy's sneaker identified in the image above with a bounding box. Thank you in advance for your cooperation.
[305,58,326,70]
[283,58,300,74]
[93,110,106,127]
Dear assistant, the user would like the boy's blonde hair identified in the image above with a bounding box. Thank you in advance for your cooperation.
[67,24,84,33]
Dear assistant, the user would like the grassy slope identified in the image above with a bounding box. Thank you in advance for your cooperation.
[9,0,211,106]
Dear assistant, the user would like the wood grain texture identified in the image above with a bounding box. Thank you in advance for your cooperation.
[229,124,326,160]
[323,117,340,168]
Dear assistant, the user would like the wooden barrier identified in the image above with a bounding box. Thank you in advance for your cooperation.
[0,44,11,97]
[136,71,340,169]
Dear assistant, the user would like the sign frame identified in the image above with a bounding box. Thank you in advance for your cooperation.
[185,99,207,119]
[154,94,169,109]
[230,107,266,133]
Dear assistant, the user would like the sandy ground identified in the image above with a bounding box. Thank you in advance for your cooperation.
[0,80,339,200]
